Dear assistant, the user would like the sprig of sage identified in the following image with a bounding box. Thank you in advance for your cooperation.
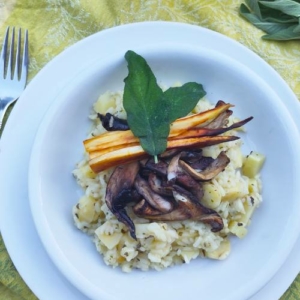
[123,50,206,162]
[240,0,300,40]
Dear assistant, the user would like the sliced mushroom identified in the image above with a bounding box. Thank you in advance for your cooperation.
[179,151,230,181]
[167,151,204,200]
[207,100,233,129]
[167,150,216,183]
[159,149,182,159]
[105,161,139,239]
[167,152,182,183]
[144,158,168,176]
[133,199,162,216]
[180,149,203,164]
[134,185,223,232]
[134,174,174,213]
[189,156,214,171]
[148,173,173,196]
[176,171,204,200]
[205,110,232,129]
[112,188,142,209]
[98,113,129,131]
[176,150,214,172]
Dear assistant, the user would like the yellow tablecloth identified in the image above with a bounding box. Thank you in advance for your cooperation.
[0,0,300,299]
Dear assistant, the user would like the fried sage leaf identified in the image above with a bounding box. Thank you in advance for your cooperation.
[123,50,206,158]
[164,82,206,122]
[123,50,169,157]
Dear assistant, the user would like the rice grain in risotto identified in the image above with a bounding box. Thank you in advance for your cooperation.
[72,90,263,272]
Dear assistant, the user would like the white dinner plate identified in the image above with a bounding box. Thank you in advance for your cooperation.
[28,41,300,300]
[1,22,300,300]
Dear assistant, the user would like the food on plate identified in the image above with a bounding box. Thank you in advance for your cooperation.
[242,151,266,178]
[72,51,265,272]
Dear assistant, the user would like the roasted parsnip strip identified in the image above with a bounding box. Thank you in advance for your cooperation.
[89,117,250,159]
[171,117,253,140]
[84,103,232,152]
[169,103,232,136]
[89,142,140,159]
[84,130,138,152]
[166,135,239,149]
[89,145,149,173]
[89,135,239,173]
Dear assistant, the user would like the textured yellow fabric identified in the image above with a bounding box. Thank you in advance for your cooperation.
[0,235,36,300]
[0,0,299,299]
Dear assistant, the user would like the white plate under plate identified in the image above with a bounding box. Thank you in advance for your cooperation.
[1,22,300,300]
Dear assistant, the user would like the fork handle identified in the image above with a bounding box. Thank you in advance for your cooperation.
[0,101,11,133]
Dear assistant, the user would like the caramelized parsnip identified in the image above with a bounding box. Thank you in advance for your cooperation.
[168,103,232,136]
[88,142,140,159]
[89,135,239,173]
[84,103,232,153]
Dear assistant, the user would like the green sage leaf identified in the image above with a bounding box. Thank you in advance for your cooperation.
[123,50,169,156]
[123,51,206,157]
[245,0,263,19]
[240,4,292,34]
[260,7,298,23]
[260,0,300,17]
[164,82,206,122]
[262,24,300,39]
[292,19,300,32]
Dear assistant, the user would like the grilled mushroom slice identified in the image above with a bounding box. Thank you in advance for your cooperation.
[167,150,206,183]
[148,173,173,197]
[134,174,174,213]
[98,113,129,131]
[171,149,213,172]
[179,151,230,181]
[205,100,232,129]
[133,199,162,217]
[105,161,139,239]
[180,149,203,164]
[206,109,232,129]
[159,149,182,159]
[166,151,205,200]
[175,171,204,200]
[167,152,182,183]
[189,156,214,171]
[144,158,168,176]
[134,185,224,232]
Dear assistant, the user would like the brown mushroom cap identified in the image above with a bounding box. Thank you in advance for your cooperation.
[175,171,204,200]
[134,174,174,213]
[105,161,140,239]
[179,151,230,181]
[134,184,224,232]
[148,173,173,197]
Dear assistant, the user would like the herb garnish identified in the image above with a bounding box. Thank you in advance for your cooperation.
[123,50,206,162]
[240,0,300,41]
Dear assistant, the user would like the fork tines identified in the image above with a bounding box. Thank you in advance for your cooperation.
[0,26,29,84]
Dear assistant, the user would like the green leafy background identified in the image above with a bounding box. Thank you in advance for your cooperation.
[0,0,300,299]
[240,0,300,40]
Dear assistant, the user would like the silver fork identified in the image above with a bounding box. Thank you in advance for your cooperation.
[0,27,29,131]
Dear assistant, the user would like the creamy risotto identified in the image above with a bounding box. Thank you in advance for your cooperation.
[72,90,263,272]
